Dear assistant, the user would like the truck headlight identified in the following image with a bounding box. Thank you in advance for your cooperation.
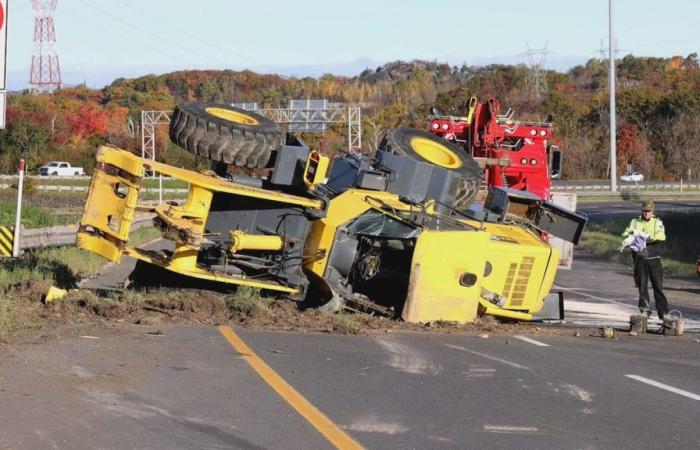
[481,288,506,307]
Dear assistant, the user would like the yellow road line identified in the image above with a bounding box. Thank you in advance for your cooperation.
[217,325,363,450]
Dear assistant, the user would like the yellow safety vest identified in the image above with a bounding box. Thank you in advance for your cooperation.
[621,215,666,241]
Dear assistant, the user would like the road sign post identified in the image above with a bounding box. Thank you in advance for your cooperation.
[0,0,8,129]
[12,159,23,257]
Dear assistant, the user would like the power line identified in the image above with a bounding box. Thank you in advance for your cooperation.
[60,6,184,64]
[596,38,620,61]
[72,0,238,69]
[112,0,261,66]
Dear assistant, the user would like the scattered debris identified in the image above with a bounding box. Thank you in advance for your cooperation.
[43,286,68,304]
[662,311,684,336]
[601,327,615,339]
[136,316,161,326]
[0,278,615,341]
[629,314,648,334]
[145,330,165,336]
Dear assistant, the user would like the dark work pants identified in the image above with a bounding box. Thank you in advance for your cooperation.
[634,256,669,316]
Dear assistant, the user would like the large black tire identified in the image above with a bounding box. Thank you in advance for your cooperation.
[169,102,285,168]
[379,128,482,209]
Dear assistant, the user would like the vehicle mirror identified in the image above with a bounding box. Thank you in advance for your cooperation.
[550,146,561,179]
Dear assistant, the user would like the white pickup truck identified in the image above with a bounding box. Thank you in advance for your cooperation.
[38,161,85,176]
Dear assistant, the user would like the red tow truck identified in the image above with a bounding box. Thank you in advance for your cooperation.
[429,96,581,268]
[428,96,561,200]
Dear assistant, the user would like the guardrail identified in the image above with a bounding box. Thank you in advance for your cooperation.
[19,215,154,251]
[0,175,91,181]
[0,183,188,194]
[552,182,700,192]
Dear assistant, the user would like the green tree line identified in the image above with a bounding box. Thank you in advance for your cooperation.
[1,54,698,180]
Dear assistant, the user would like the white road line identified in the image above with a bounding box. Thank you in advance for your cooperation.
[626,375,700,401]
[554,284,631,306]
[556,287,602,292]
[513,335,550,347]
[483,425,539,433]
[445,344,530,370]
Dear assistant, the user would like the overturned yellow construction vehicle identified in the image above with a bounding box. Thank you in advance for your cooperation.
[76,102,586,324]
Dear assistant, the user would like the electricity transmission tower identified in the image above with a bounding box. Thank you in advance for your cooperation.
[29,0,62,92]
[526,42,549,99]
[597,38,619,63]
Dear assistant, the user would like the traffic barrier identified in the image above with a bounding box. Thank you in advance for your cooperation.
[17,215,154,252]
[0,226,14,256]
[0,184,188,194]
[552,182,700,192]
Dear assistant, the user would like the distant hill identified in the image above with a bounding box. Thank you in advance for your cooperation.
[1,55,698,181]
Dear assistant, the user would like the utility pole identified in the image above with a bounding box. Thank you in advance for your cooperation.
[609,0,617,192]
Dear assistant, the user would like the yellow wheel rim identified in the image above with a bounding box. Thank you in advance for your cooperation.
[206,107,259,125]
[410,137,462,169]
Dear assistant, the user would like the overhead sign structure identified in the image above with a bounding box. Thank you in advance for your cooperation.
[0,0,7,91]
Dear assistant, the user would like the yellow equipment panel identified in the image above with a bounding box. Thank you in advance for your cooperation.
[402,230,489,323]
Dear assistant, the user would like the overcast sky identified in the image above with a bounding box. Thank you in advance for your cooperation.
[6,0,699,89]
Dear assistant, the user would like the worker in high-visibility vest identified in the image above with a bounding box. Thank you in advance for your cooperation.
[621,199,669,320]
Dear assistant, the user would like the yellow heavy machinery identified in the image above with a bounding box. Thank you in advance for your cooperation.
[76,103,586,323]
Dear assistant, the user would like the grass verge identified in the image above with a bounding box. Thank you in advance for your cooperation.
[0,202,79,227]
[578,227,695,279]
[0,227,160,291]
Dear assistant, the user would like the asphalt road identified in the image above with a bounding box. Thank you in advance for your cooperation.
[1,198,695,449]
[0,325,698,449]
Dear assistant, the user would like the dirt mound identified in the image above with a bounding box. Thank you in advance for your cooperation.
[4,279,52,302]
[2,284,590,345]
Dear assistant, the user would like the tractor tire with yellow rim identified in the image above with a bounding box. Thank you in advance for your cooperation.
[379,128,482,209]
[169,102,285,168]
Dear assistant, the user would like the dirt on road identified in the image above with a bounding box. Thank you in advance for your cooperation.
[5,247,700,351]
[0,276,599,350]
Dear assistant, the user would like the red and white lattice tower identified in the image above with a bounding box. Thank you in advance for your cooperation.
[29,0,62,92]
